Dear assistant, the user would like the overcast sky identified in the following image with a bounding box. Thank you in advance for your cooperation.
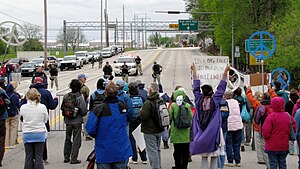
[0,0,190,40]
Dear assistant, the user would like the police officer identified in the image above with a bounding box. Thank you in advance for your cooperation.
[121,62,130,83]
[152,62,163,84]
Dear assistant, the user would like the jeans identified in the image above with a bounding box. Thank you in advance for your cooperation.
[97,161,125,169]
[173,143,189,169]
[144,133,162,169]
[162,127,168,142]
[24,142,45,169]
[267,152,288,169]
[129,132,147,162]
[64,123,82,162]
[0,120,5,165]
[226,129,242,164]
[218,131,227,168]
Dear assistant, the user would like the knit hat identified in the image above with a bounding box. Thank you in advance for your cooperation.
[33,77,43,84]
[201,84,213,96]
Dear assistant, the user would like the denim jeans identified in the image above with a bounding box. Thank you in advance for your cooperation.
[267,152,288,169]
[24,142,45,169]
[226,129,242,164]
[162,127,168,142]
[97,161,125,169]
[218,131,227,168]
[297,137,300,169]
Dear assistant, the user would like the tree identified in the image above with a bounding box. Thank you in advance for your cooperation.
[149,32,161,46]
[22,39,43,51]
[57,28,86,51]
[23,23,42,40]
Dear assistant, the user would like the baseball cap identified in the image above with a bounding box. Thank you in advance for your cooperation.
[33,77,44,84]
[116,80,125,87]
[78,74,88,79]
[135,80,145,86]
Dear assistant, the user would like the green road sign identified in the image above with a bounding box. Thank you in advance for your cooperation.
[245,39,273,52]
[178,20,198,31]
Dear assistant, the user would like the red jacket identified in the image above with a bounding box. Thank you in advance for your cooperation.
[262,97,296,152]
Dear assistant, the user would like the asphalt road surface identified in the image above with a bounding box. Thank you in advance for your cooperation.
[2,48,298,169]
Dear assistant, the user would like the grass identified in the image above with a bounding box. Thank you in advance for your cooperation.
[0,53,17,61]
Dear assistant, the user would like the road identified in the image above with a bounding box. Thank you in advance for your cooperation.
[2,48,298,169]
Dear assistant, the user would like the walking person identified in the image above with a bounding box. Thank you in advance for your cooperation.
[102,62,113,79]
[14,64,21,84]
[224,90,243,167]
[169,88,193,169]
[20,88,48,169]
[0,86,10,167]
[32,67,48,88]
[190,63,230,169]
[91,55,95,69]
[49,64,58,90]
[140,82,164,169]
[98,54,103,69]
[262,97,296,169]
[5,83,20,149]
[61,79,87,164]
[121,62,130,83]
[86,83,133,168]
[135,56,143,75]
[152,62,163,84]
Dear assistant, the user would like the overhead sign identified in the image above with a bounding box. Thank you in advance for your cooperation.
[245,39,272,52]
[193,55,229,90]
[169,24,178,29]
[247,31,276,60]
[178,20,198,31]
[270,68,290,90]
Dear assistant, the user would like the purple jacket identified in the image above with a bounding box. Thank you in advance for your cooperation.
[190,79,227,155]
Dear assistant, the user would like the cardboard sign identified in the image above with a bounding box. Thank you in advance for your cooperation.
[250,73,269,86]
[193,56,229,89]
[132,124,146,151]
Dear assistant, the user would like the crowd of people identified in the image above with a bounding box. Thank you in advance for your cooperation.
[0,57,300,169]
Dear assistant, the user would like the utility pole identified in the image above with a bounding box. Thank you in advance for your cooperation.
[141,18,144,49]
[77,27,80,50]
[115,18,117,45]
[100,0,103,49]
[63,20,67,56]
[44,0,48,69]
[105,0,109,47]
[123,4,125,48]
[231,16,235,68]
[145,13,147,49]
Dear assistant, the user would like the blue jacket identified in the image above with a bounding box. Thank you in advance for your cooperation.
[138,86,148,102]
[118,90,134,122]
[5,83,20,117]
[0,88,9,120]
[85,97,133,163]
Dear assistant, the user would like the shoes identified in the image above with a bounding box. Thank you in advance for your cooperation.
[70,160,81,164]
[63,159,70,163]
[236,163,241,167]
[224,163,234,167]
[257,161,266,165]
[44,160,49,165]
[131,161,138,164]
[142,161,147,164]
[241,146,245,152]
[163,141,169,149]
[188,154,192,162]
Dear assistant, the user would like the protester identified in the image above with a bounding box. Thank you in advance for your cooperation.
[169,88,193,169]
[190,64,230,169]
[135,56,143,75]
[127,82,147,165]
[140,82,164,169]
[20,88,48,169]
[61,79,87,164]
[273,81,289,104]
[224,90,243,167]
[0,86,10,167]
[5,83,20,149]
[98,54,103,69]
[102,62,113,79]
[293,101,300,168]
[21,77,58,164]
[89,78,107,110]
[152,62,163,84]
[86,83,133,168]
[121,62,130,83]
[49,64,58,90]
[6,64,12,83]
[135,80,148,102]
[262,97,296,169]
[31,67,48,87]
[246,85,277,166]
[91,55,95,69]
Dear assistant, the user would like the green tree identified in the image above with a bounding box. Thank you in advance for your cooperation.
[149,33,161,46]
[22,38,43,51]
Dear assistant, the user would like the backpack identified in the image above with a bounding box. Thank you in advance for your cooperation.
[255,104,273,128]
[154,99,170,130]
[7,94,18,117]
[91,92,105,109]
[130,96,143,119]
[241,100,250,122]
[173,103,192,128]
[61,93,79,119]
[0,93,8,116]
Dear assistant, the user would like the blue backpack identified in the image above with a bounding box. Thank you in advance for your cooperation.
[130,96,143,119]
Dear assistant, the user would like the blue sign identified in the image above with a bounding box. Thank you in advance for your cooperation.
[271,68,290,90]
[247,31,276,60]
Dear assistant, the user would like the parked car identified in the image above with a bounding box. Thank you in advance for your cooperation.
[57,58,63,68]
[20,62,36,77]
[6,57,29,70]
[75,51,89,64]
[111,45,118,55]
[59,55,81,71]
[101,47,113,58]
[47,56,57,65]
[92,50,102,61]
[87,52,97,62]
[32,58,46,68]
[113,55,137,76]
[117,45,124,53]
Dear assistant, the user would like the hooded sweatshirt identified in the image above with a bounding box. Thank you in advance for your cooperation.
[262,97,296,152]
[5,83,20,117]
[275,89,289,105]
[169,89,193,143]
[292,99,300,117]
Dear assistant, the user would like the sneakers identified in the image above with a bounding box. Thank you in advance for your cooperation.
[224,163,234,167]
[70,160,81,164]
[44,160,49,165]
[63,159,70,163]
[131,161,138,164]
[241,145,245,152]
[142,161,147,165]
[236,163,241,167]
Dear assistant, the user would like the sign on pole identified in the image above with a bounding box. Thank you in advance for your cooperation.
[178,20,198,31]
[270,68,290,90]
[245,39,273,52]
[169,24,178,29]
[193,56,229,89]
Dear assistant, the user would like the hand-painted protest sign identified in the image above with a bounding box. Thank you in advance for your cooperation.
[193,56,229,89]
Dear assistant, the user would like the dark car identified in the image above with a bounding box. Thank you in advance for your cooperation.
[6,57,29,70]
[20,62,36,77]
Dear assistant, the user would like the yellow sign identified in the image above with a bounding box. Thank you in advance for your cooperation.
[169,24,178,29]
[249,52,269,65]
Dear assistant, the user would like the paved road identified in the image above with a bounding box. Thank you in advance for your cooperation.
[2,48,298,168]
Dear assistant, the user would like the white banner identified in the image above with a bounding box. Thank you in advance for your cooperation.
[132,124,146,151]
[193,55,229,89]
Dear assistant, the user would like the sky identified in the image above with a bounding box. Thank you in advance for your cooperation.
[0,0,191,41]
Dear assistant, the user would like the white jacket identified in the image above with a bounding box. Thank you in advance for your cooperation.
[20,100,48,133]
[227,99,243,131]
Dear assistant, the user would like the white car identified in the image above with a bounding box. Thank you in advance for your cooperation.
[101,47,113,58]
[75,51,89,64]
[114,55,137,76]
[32,58,46,68]
[59,55,81,71]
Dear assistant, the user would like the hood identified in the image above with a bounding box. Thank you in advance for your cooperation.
[173,89,186,100]
[31,83,46,89]
[148,92,159,100]
[271,97,285,112]
[6,83,15,93]
[233,95,244,104]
